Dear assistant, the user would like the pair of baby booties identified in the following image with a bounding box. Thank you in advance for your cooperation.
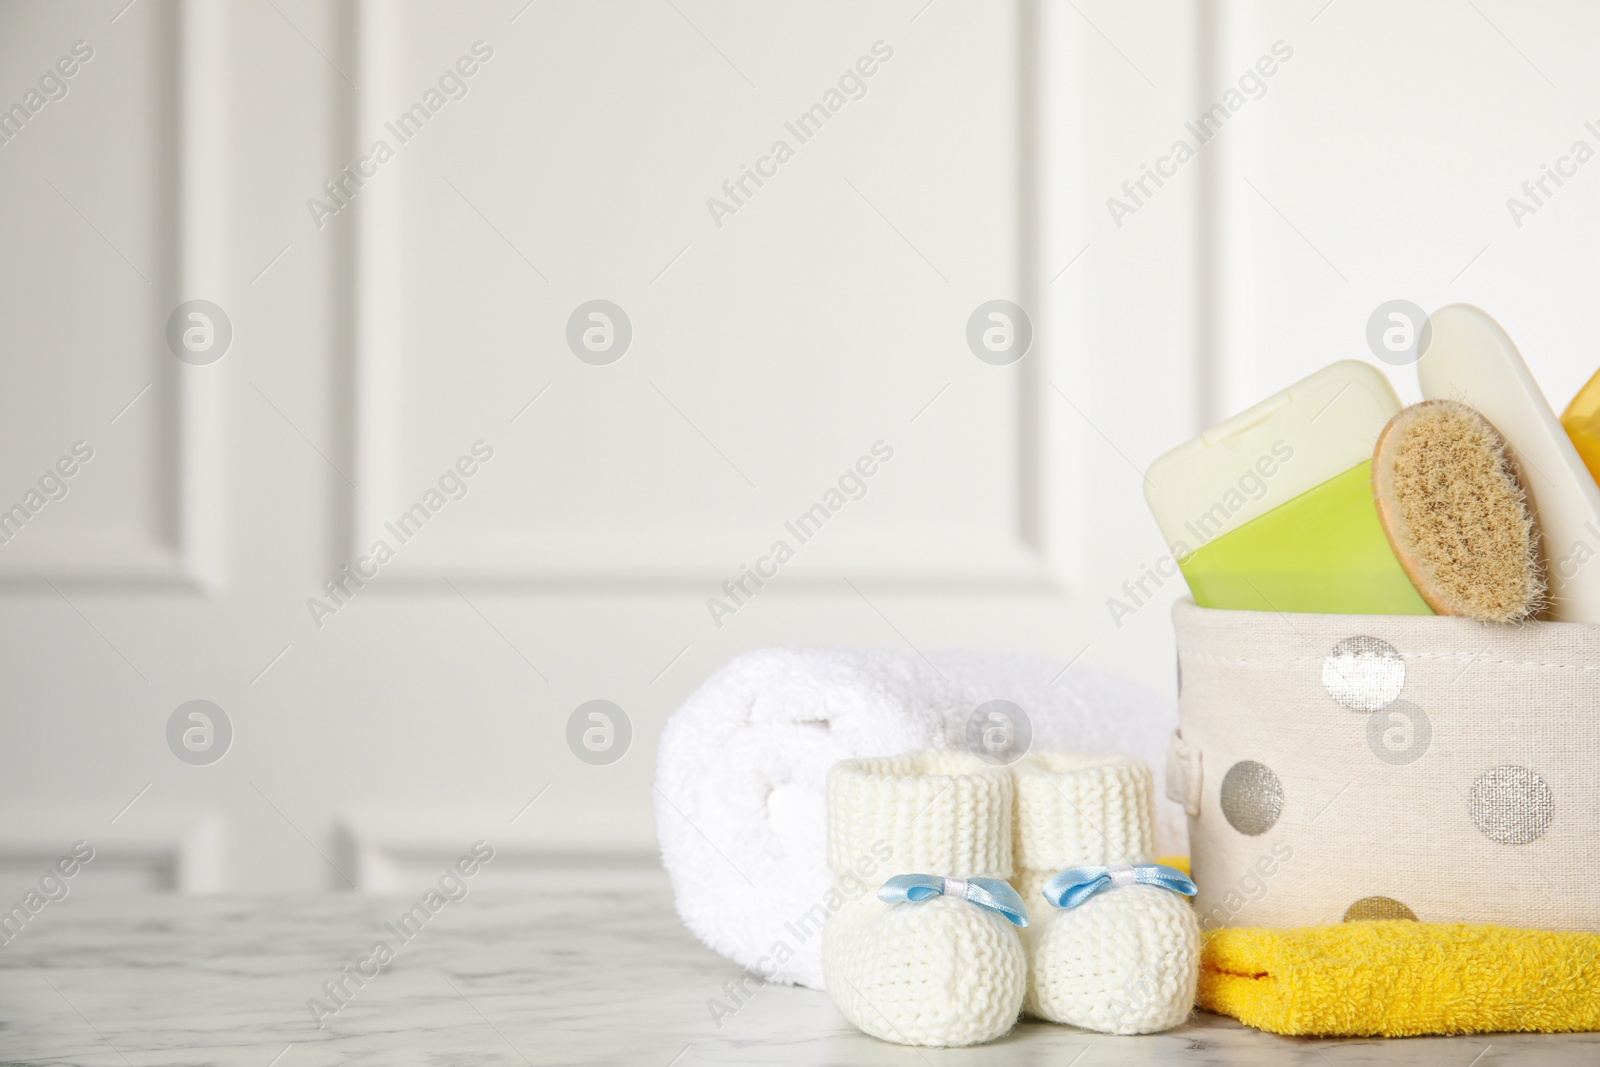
[821,749,1198,1047]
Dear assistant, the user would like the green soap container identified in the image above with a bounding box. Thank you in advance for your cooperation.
[1177,462,1431,615]
[1144,361,1433,616]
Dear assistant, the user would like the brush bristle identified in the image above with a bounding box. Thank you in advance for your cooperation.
[1374,400,1545,623]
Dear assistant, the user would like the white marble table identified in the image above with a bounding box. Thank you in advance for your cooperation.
[2,890,1595,1065]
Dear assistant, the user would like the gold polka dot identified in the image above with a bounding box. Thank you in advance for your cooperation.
[1343,896,1418,922]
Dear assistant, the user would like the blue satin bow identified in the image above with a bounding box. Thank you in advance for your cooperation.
[877,874,1029,927]
[1042,863,1197,909]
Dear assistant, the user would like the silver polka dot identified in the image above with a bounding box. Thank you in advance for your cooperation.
[1220,760,1284,836]
[1469,765,1554,845]
[1322,636,1404,712]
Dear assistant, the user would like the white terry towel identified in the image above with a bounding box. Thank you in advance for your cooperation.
[653,646,1180,990]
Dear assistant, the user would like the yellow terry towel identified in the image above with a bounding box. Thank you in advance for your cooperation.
[1200,921,1600,1036]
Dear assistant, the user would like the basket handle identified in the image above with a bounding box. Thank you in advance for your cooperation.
[1166,730,1202,817]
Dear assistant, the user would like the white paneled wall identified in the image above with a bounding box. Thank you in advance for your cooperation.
[7,0,1199,893]
[1212,0,1600,413]
[18,0,1593,893]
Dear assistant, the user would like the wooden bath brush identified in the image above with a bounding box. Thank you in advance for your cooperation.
[1372,400,1545,623]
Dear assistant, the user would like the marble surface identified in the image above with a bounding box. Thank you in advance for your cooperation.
[1,889,1595,1065]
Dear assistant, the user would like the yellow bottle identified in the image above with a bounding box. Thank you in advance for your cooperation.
[1561,366,1600,486]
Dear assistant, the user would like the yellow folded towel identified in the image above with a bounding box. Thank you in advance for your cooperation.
[1200,921,1600,1036]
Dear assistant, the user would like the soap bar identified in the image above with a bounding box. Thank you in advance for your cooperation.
[1417,304,1600,623]
[1145,361,1431,614]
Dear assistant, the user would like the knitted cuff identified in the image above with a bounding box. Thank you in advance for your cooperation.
[827,749,1014,880]
[1012,752,1154,873]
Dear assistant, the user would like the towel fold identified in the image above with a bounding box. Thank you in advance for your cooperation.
[1200,921,1600,1036]
[654,645,1179,989]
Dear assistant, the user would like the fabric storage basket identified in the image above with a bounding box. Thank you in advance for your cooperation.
[1166,598,1600,932]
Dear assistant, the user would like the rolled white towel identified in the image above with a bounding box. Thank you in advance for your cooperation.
[653,646,1179,989]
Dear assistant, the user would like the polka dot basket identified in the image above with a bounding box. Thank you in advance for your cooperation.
[1167,599,1599,933]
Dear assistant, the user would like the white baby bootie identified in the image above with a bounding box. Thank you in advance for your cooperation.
[1013,752,1199,1035]
[821,750,1027,1047]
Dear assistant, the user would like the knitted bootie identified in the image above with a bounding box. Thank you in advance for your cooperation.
[821,750,1027,1047]
[1013,752,1199,1034]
